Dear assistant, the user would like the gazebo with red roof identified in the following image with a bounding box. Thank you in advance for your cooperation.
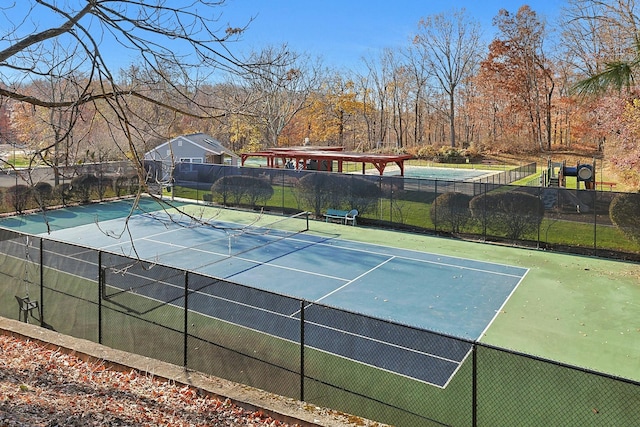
[240,147,413,176]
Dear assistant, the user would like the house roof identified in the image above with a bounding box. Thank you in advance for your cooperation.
[147,133,238,158]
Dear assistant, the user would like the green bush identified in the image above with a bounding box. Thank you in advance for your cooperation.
[343,176,381,216]
[96,176,114,199]
[431,192,473,233]
[470,191,544,240]
[609,192,640,243]
[435,147,465,163]
[211,175,273,207]
[433,146,480,163]
[294,173,347,217]
[33,182,54,208]
[70,174,101,203]
[115,176,128,196]
[4,185,31,213]
[294,173,380,218]
[54,183,73,206]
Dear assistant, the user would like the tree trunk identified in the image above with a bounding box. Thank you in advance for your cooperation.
[449,91,456,147]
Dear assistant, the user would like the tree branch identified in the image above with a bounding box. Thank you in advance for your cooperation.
[0,2,93,63]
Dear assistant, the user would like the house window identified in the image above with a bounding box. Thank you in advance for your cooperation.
[178,158,203,172]
[178,140,183,147]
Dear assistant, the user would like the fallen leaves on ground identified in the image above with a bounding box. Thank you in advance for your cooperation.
[0,334,295,426]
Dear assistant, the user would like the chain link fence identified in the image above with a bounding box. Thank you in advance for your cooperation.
[3,160,637,260]
[0,161,141,213]
[149,162,639,261]
[1,229,638,426]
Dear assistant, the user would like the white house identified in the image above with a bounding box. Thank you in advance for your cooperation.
[144,133,239,181]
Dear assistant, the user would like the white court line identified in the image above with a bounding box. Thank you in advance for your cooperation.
[140,236,351,282]
[478,268,531,341]
[302,237,524,278]
[96,213,529,336]
[99,225,199,250]
[98,212,523,280]
[18,210,525,388]
[314,256,396,304]
[302,315,462,365]
[99,220,524,291]
[288,230,528,272]
[186,290,456,387]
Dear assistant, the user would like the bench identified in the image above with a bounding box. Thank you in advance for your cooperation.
[324,209,358,226]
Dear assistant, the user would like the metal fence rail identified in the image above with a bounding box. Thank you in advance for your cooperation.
[154,162,640,261]
[1,229,638,426]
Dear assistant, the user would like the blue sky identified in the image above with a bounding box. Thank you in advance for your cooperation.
[3,1,564,76]
[221,0,564,70]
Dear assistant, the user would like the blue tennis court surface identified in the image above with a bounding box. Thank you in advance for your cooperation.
[1,202,527,387]
[387,166,495,181]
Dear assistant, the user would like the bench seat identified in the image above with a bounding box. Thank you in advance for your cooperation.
[324,209,358,225]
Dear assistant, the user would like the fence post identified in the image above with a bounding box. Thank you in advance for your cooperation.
[593,190,598,257]
[184,271,189,368]
[378,176,383,221]
[39,238,44,328]
[196,168,200,203]
[472,343,478,427]
[433,180,438,232]
[482,183,487,240]
[537,186,542,249]
[300,300,305,402]
[281,170,285,213]
[389,178,394,225]
[98,251,103,344]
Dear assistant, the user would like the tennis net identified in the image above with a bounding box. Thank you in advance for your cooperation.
[100,211,310,307]
[131,209,311,262]
[213,210,310,257]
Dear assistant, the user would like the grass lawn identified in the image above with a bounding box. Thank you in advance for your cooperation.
[168,181,640,256]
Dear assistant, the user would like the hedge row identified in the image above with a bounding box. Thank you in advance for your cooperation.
[1,174,139,213]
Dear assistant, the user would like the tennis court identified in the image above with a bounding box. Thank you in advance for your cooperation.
[390,165,495,180]
[0,198,527,388]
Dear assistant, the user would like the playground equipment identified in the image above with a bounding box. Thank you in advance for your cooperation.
[543,159,595,190]
[540,159,597,212]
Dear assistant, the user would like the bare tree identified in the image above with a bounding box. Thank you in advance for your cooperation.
[402,44,432,147]
[362,49,397,150]
[1,1,253,200]
[413,8,483,148]
[234,44,322,148]
[35,43,92,186]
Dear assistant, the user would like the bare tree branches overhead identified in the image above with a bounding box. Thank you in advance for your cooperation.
[0,0,252,192]
[2,1,247,103]
[0,0,269,242]
[565,0,640,94]
[233,44,323,148]
[1,0,639,195]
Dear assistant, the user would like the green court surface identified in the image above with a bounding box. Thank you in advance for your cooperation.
[178,204,640,382]
[2,199,638,382]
